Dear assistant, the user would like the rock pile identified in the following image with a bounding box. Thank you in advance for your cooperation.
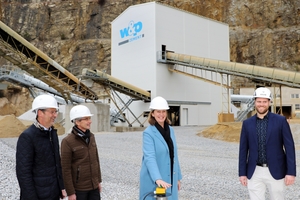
[0,115,65,138]
[199,120,300,148]
[0,115,26,138]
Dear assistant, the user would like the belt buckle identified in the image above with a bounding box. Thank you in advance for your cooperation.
[257,163,268,167]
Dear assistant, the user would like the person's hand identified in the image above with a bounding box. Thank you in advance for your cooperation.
[239,176,247,186]
[60,189,67,199]
[285,175,295,186]
[68,194,76,200]
[155,179,171,189]
[98,183,102,192]
[177,180,181,191]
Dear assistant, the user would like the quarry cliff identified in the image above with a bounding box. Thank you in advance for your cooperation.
[0,0,300,115]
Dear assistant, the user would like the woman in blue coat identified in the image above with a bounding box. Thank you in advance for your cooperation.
[140,96,182,200]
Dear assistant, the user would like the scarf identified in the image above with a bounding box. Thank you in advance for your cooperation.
[155,121,174,185]
[73,125,91,144]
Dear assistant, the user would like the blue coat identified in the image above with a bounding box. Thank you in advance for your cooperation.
[239,112,296,180]
[139,125,182,200]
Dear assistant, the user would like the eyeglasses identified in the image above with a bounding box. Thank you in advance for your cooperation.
[80,117,91,121]
[41,109,59,115]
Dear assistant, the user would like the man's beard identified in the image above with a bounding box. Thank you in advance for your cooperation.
[256,107,268,115]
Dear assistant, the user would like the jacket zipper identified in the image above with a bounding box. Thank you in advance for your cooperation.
[76,166,80,183]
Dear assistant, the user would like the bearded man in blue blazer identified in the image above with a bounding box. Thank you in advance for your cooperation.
[239,87,296,200]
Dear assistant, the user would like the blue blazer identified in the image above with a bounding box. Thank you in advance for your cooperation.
[139,125,182,200]
[239,112,296,180]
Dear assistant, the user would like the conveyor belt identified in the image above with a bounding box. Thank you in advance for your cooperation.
[0,66,93,103]
[0,21,98,101]
[82,68,151,102]
[158,51,300,88]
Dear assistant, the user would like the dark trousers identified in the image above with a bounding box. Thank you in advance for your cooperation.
[76,188,101,200]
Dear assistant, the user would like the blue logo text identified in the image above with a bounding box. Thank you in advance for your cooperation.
[120,21,143,38]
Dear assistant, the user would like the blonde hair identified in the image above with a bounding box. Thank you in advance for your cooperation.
[148,110,171,125]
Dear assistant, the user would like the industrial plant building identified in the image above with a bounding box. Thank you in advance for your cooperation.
[110,2,230,127]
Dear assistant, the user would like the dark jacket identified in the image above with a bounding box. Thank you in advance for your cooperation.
[61,127,101,195]
[239,112,296,180]
[16,124,64,200]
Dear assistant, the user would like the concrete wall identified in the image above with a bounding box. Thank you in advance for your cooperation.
[64,102,110,133]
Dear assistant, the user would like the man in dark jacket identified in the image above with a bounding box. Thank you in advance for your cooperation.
[16,94,66,200]
[61,105,102,200]
[239,87,296,199]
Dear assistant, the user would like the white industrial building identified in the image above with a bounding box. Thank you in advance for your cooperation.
[110,2,230,126]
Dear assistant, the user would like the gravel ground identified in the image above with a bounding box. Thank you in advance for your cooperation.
[1,126,300,200]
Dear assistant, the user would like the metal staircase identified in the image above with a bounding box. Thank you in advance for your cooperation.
[236,98,255,122]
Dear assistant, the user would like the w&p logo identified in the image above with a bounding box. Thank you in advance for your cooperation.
[119,20,144,46]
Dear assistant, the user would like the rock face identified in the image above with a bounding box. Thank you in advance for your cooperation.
[0,0,300,114]
[0,86,32,116]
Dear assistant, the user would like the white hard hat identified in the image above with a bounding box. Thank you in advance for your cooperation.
[70,105,93,122]
[253,87,272,100]
[149,96,169,110]
[32,94,58,112]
